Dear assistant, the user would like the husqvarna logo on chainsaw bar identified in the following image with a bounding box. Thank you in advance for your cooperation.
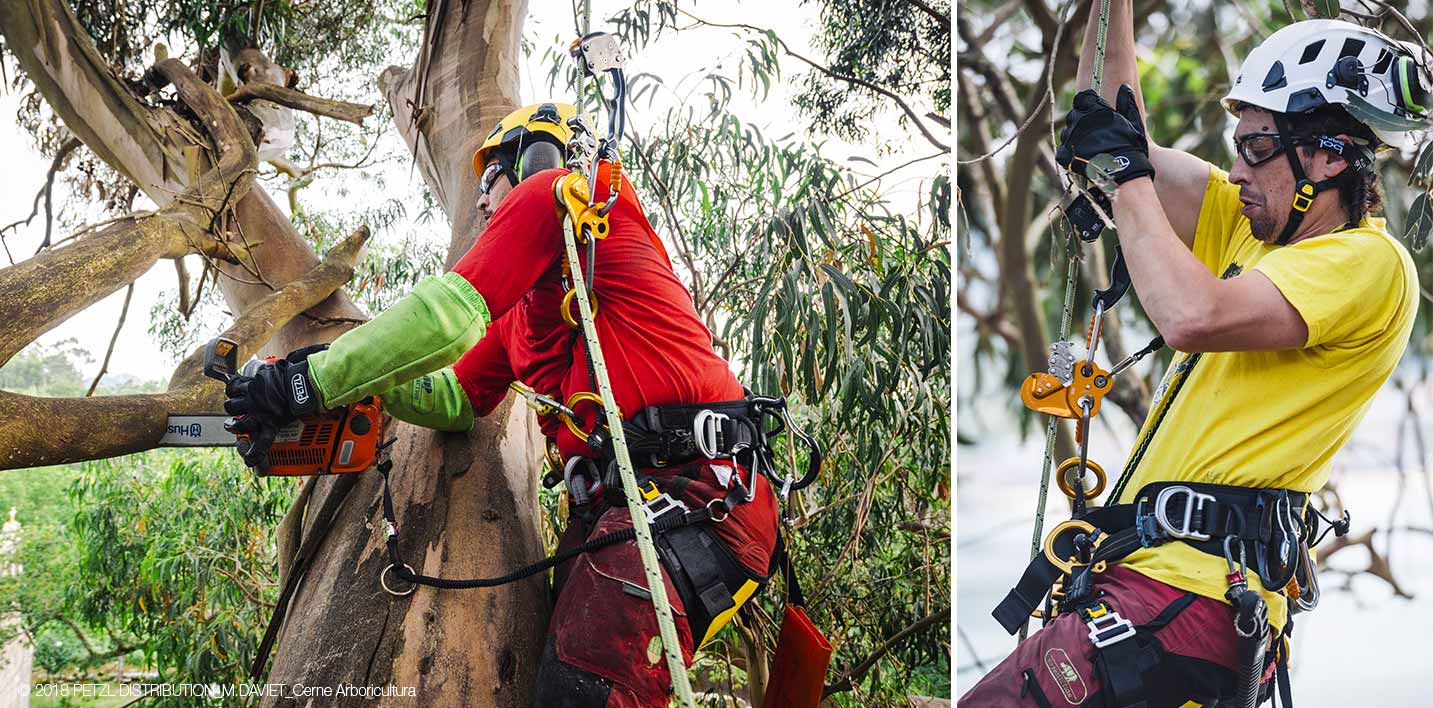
[165,423,204,438]
[291,374,309,404]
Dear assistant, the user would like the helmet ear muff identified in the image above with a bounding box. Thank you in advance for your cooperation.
[517,141,564,181]
[1394,54,1429,116]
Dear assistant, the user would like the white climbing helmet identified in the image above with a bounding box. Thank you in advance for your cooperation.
[1223,19,1430,149]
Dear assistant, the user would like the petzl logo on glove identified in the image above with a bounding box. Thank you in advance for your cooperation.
[291,374,309,405]
[1112,156,1130,172]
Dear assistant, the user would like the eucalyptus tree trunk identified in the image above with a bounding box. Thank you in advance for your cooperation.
[0,0,550,704]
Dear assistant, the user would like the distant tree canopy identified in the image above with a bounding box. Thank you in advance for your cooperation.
[797,0,951,145]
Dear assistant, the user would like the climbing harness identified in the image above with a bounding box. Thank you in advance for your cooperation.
[993,480,1350,707]
[1006,3,1365,706]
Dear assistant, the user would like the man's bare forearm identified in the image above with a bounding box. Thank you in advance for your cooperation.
[1076,0,1147,120]
[1111,177,1217,344]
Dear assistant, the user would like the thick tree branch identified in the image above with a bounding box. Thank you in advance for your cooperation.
[0,226,369,470]
[226,82,375,125]
[0,210,238,367]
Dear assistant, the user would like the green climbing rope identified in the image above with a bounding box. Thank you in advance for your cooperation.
[1019,0,1114,642]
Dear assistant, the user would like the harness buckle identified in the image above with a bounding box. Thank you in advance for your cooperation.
[1084,605,1137,648]
[642,490,688,524]
[693,409,730,459]
[1153,486,1217,541]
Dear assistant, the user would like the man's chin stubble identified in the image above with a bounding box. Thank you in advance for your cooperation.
[1249,215,1277,242]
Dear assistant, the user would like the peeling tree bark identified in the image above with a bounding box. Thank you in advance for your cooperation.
[261,1,549,705]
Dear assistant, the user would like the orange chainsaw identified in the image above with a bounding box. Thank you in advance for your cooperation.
[160,337,381,476]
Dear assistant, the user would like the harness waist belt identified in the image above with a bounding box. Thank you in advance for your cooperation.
[621,398,766,466]
[992,481,1310,635]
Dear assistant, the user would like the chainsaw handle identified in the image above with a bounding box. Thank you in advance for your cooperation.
[203,337,241,382]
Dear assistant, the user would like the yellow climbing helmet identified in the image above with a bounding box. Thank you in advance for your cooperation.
[472,102,578,183]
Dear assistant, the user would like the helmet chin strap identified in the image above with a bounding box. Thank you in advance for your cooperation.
[1271,112,1348,246]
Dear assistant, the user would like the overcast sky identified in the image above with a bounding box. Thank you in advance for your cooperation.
[0,1,938,383]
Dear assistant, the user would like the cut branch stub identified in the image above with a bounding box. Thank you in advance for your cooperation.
[227,83,375,125]
[0,225,370,471]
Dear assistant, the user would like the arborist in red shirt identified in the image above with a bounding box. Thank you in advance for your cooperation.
[223,102,796,706]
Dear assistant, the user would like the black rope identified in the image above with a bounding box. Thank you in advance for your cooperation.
[378,460,716,592]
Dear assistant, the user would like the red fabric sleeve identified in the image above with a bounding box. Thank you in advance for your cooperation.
[452,318,515,417]
[450,168,569,321]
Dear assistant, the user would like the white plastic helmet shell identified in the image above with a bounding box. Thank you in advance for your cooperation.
[1223,19,1423,149]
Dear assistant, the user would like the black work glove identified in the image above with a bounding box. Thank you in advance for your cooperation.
[223,346,327,467]
[1055,85,1155,186]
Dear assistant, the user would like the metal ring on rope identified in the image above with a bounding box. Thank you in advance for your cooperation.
[1056,457,1107,500]
[381,563,417,597]
[561,287,598,329]
[706,498,731,523]
[561,391,605,442]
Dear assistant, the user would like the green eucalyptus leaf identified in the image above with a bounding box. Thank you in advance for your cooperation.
[1412,142,1433,188]
[1306,0,1340,19]
[1346,93,1431,132]
[1405,192,1433,251]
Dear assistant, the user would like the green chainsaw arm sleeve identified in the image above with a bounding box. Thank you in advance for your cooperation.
[377,367,476,432]
[308,271,489,408]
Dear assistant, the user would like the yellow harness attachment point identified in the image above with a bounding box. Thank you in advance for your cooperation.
[554,171,613,242]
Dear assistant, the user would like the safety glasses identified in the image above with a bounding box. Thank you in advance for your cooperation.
[478,162,506,196]
[1232,132,1294,167]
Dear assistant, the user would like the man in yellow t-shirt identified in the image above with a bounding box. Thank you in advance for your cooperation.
[961,8,1422,708]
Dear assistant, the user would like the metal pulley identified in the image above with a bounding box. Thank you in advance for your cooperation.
[1019,357,1113,419]
[571,32,627,75]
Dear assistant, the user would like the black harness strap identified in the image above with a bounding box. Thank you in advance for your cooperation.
[993,482,1308,634]
[377,458,719,591]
